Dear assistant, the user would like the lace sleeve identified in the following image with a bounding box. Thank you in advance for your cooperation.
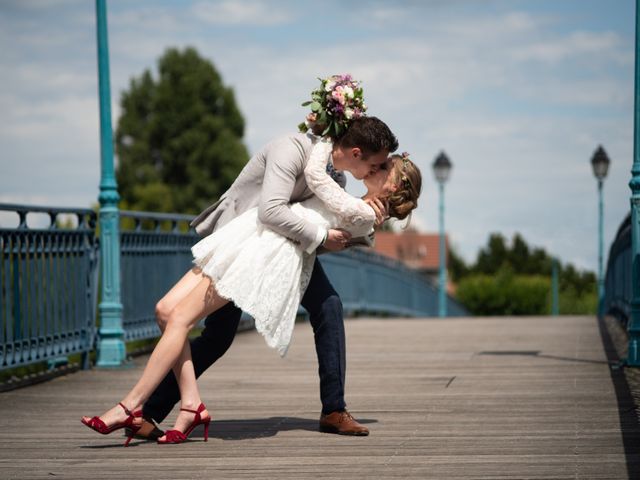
[304,137,376,232]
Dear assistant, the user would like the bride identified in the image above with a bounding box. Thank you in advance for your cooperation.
[81,76,422,446]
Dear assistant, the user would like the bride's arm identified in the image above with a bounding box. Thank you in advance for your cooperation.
[304,137,376,234]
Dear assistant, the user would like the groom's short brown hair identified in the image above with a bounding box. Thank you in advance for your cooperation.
[337,117,398,157]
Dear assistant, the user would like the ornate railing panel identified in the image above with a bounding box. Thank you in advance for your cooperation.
[320,248,468,317]
[119,211,199,341]
[603,213,631,324]
[0,204,99,370]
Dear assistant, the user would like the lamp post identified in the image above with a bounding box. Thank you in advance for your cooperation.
[433,151,452,318]
[590,145,610,317]
[95,0,125,366]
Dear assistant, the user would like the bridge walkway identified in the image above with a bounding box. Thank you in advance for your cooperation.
[0,316,638,479]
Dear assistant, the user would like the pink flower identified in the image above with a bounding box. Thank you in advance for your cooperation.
[332,87,345,105]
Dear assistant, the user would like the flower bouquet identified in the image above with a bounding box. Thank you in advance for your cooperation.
[299,74,367,138]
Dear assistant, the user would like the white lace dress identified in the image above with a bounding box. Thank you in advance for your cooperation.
[191,137,375,356]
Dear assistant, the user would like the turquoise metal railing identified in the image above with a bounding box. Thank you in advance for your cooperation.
[0,204,99,370]
[319,248,468,317]
[119,211,199,341]
[603,213,631,324]
[118,211,468,340]
[1,204,467,371]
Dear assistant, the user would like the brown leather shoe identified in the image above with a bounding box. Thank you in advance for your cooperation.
[319,410,369,436]
[125,417,164,440]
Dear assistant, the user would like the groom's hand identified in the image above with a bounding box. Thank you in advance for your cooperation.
[323,229,353,251]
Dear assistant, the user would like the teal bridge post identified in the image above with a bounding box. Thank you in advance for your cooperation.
[591,146,610,317]
[432,152,452,318]
[598,177,605,314]
[95,0,125,367]
[628,0,640,366]
[438,182,447,318]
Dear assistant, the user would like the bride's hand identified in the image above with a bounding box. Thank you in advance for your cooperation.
[323,229,353,251]
[364,198,388,227]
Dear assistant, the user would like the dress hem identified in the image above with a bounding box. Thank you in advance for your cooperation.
[192,258,292,358]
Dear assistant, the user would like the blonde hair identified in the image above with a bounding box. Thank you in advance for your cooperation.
[387,154,422,221]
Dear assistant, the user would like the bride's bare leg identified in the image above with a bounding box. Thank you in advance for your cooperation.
[155,268,207,331]
[155,339,211,442]
[123,275,227,408]
[154,267,211,439]
[83,274,227,429]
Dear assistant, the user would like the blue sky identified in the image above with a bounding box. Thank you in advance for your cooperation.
[0,0,634,272]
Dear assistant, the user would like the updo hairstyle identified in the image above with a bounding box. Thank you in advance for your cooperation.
[387,154,422,220]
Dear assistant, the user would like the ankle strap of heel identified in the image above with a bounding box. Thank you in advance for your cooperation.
[118,402,142,418]
[179,403,205,415]
[118,402,133,416]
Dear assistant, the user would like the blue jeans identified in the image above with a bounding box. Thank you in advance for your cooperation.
[143,258,346,422]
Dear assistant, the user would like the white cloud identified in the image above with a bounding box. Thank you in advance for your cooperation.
[109,5,186,32]
[191,0,293,26]
[0,0,633,272]
[511,31,623,64]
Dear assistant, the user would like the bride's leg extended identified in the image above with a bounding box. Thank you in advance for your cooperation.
[154,267,210,424]
[155,267,215,413]
[157,273,208,432]
[122,276,229,409]
[83,276,228,429]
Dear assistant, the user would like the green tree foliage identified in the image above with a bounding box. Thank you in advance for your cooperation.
[456,267,551,316]
[115,47,249,214]
[448,243,470,282]
[475,233,508,274]
[449,233,597,315]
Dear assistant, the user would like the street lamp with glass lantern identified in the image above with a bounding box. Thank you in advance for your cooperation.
[432,151,452,318]
[590,145,610,316]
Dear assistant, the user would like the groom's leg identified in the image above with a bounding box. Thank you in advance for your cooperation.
[143,302,242,423]
[301,259,347,414]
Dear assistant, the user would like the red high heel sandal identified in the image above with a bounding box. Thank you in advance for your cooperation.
[81,402,143,447]
[157,402,211,444]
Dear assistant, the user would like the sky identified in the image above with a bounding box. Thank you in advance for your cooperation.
[0,0,634,272]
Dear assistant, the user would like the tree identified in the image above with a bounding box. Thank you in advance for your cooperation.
[450,232,597,315]
[456,266,550,316]
[475,233,508,274]
[115,47,250,214]
[448,243,469,282]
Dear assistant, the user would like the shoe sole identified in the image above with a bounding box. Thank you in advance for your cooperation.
[125,427,164,440]
[319,424,369,436]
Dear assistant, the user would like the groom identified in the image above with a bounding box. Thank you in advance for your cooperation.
[138,116,398,437]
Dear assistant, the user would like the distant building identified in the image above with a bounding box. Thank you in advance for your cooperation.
[371,230,449,287]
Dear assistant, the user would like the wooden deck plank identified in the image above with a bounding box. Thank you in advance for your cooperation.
[0,316,637,479]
